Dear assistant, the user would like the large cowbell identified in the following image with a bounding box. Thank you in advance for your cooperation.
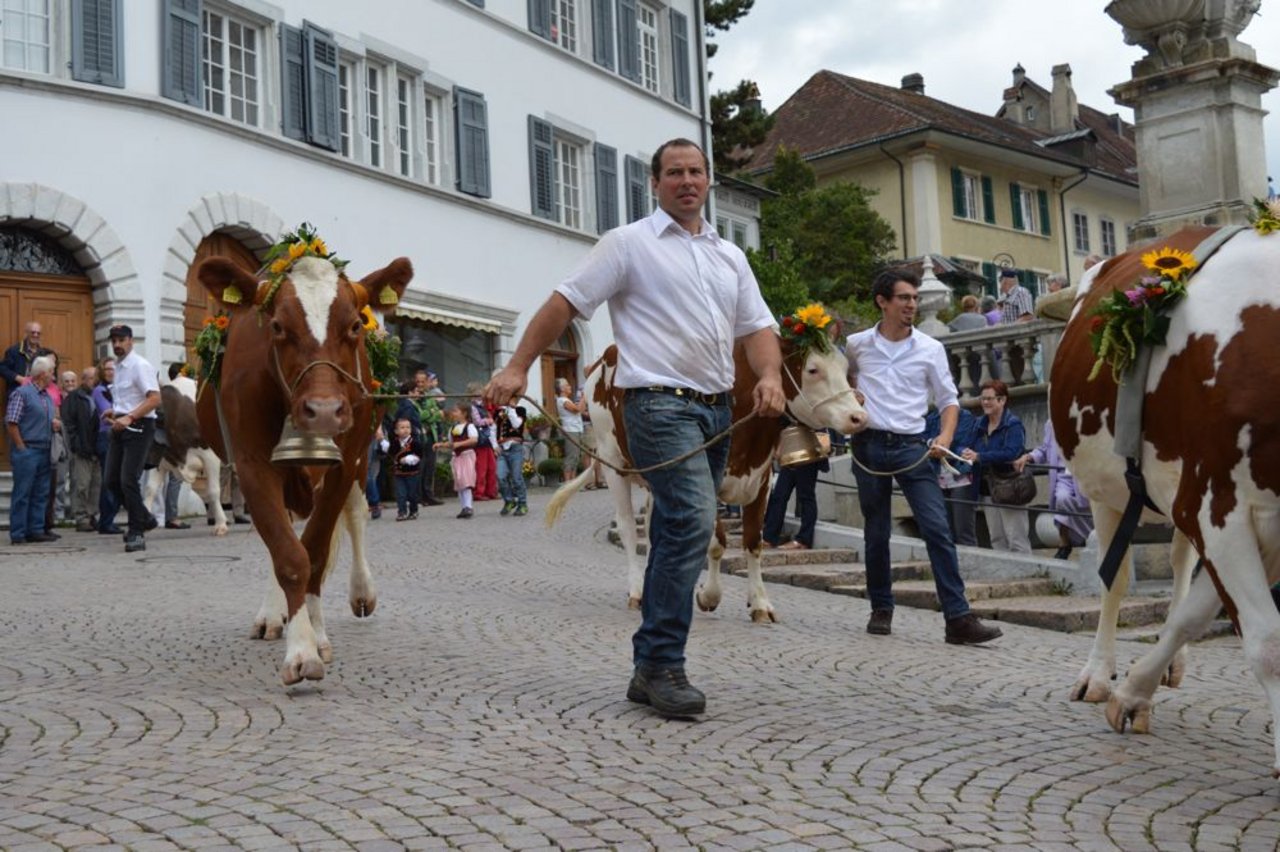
[271,416,342,466]
[777,424,827,468]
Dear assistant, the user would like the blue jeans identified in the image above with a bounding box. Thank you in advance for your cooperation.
[763,462,819,548]
[96,430,119,530]
[624,390,731,668]
[9,444,51,542]
[366,439,381,506]
[851,431,970,620]
[496,443,527,506]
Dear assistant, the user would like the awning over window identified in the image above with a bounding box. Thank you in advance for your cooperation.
[392,305,502,335]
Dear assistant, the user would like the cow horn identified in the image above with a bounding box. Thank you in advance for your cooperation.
[777,425,827,468]
[271,417,343,466]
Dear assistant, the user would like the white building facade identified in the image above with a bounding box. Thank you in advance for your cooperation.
[0,0,709,428]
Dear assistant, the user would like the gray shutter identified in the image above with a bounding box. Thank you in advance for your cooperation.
[454,87,491,198]
[981,175,995,224]
[950,168,964,217]
[305,24,340,152]
[670,9,691,107]
[161,0,201,107]
[1038,189,1051,236]
[529,116,557,220]
[1009,182,1023,230]
[595,143,618,233]
[592,0,615,69]
[625,155,648,222]
[279,24,307,141]
[467,0,484,5]
[72,0,123,87]
[528,0,552,39]
[981,262,998,298]
[617,0,639,82]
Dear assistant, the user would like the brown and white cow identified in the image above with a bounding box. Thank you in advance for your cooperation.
[1051,225,1280,774]
[547,338,868,621]
[142,376,227,535]
[196,253,411,686]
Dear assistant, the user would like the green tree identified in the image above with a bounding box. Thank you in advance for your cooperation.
[746,240,807,317]
[704,0,754,59]
[710,80,774,175]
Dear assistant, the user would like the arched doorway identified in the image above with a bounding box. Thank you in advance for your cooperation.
[0,227,95,468]
[539,326,580,410]
[182,232,261,360]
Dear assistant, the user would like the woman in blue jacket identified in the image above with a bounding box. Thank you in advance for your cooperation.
[958,379,1030,553]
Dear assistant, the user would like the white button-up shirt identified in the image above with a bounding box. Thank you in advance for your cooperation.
[111,349,160,419]
[846,324,959,435]
[556,208,775,394]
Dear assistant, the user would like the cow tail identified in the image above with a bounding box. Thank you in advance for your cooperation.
[545,465,595,528]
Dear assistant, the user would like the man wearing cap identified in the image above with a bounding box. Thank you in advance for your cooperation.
[103,324,161,552]
[997,268,1034,324]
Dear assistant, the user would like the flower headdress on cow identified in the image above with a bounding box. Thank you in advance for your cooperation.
[237,222,355,313]
[1087,247,1196,383]
[778,303,835,355]
[1249,197,1280,235]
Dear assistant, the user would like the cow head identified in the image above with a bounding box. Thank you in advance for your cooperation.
[197,254,413,437]
[780,339,869,436]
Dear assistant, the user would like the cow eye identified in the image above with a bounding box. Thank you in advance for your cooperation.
[350,319,363,337]
[270,319,285,339]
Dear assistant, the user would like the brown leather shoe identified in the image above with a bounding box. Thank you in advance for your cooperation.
[867,609,893,635]
[945,613,1003,645]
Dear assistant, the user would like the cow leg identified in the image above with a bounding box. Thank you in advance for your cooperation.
[253,571,288,640]
[1071,505,1131,702]
[695,517,726,614]
[142,466,166,520]
[607,468,645,610]
[1160,530,1197,688]
[740,486,776,624]
[193,449,228,536]
[341,480,377,618]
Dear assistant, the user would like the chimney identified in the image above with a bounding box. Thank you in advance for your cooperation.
[1050,63,1079,134]
[1012,63,1026,86]
[901,73,925,95]
[1108,112,1124,135]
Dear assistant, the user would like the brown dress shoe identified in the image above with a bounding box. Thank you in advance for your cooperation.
[867,609,893,635]
[945,613,1003,645]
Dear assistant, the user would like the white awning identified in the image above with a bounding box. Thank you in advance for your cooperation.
[392,305,502,334]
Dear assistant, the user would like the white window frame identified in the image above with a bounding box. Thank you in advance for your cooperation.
[395,73,414,178]
[423,88,444,186]
[1072,211,1090,253]
[1016,185,1039,234]
[338,60,355,158]
[554,136,584,230]
[201,6,263,127]
[366,61,385,169]
[1,0,52,74]
[958,172,982,222]
[552,0,578,53]
[638,3,659,94]
[1100,217,1117,257]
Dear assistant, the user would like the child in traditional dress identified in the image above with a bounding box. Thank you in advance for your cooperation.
[435,401,478,518]
[390,417,424,521]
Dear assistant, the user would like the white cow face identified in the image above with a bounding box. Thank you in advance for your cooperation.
[784,347,870,435]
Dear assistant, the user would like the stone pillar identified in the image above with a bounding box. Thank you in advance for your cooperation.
[1106,0,1279,240]
[908,147,943,255]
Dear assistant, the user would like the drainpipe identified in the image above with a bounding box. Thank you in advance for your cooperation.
[695,1,714,221]
[1058,169,1088,284]
[879,143,908,257]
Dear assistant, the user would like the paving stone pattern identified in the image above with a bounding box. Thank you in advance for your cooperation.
[1,490,1277,851]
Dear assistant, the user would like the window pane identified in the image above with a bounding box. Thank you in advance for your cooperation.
[638,5,658,93]
[367,66,382,168]
[339,64,352,157]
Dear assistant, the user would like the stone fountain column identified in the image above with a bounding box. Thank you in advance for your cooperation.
[1106,0,1279,240]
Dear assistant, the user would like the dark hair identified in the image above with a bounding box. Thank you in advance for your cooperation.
[168,362,187,380]
[870,269,920,306]
[399,378,416,394]
[980,379,1010,399]
[650,138,709,181]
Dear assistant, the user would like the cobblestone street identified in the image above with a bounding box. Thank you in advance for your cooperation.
[1,488,1277,851]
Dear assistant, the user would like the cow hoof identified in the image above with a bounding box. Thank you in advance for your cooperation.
[1105,694,1152,734]
[695,589,720,613]
[1161,656,1186,689]
[252,619,285,641]
[350,596,377,618]
[627,596,642,610]
[1069,673,1114,703]
[318,642,334,664]
[281,657,325,685]
[212,524,228,537]
[749,608,777,624]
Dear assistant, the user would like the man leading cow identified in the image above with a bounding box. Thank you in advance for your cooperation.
[485,137,785,719]
[103,324,160,553]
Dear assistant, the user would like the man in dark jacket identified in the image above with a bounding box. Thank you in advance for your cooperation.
[0,322,45,390]
[63,366,101,532]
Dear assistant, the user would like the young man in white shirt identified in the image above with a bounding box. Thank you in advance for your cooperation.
[103,324,161,552]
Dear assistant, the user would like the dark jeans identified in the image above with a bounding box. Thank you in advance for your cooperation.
[763,462,819,548]
[944,486,978,546]
[393,473,420,516]
[366,440,381,506]
[105,419,156,536]
[851,430,970,620]
[624,389,731,668]
[496,443,527,506]
[96,430,119,530]
[9,443,51,542]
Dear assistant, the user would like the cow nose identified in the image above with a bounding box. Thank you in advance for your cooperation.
[848,411,869,434]
[300,398,348,434]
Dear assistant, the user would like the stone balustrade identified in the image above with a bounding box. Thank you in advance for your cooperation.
[939,319,1066,400]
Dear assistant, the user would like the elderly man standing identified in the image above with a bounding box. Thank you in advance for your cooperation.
[0,321,45,391]
[63,365,101,532]
[997,268,1035,324]
[103,325,160,553]
[6,354,59,543]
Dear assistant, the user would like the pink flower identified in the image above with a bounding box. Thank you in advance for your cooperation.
[1125,289,1146,306]
[1140,276,1161,287]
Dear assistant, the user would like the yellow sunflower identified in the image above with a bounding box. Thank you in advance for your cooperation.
[360,305,378,332]
[795,303,832,329]
[269,257,290,275]
[1140,247,1197,280]
[310,237,327,256]
[287,241,308,260]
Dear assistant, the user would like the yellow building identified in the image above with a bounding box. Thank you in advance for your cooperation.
[746,64,1139,297]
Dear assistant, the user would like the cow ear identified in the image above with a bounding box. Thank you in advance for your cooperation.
[358,257,413,309]
[196,258,262,310]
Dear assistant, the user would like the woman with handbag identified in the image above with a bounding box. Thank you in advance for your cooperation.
[958,379,1031,553]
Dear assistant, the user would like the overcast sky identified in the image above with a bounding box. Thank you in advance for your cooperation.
[710,0,1280,188]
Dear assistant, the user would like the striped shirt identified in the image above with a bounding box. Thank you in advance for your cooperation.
[999,284,1034,323]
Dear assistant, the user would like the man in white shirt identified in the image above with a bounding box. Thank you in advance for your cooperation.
[846,271,1002,645]
[103,324,161,553]
[485,138,786,718]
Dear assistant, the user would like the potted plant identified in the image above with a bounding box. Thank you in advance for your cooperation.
[537,457,563,482]
[526,414,553,441]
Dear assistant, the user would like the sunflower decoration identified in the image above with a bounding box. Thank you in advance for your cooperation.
[779,302,835,355]
[1087,246,1196,383]
[362,312,402,396]
[253,222,349,314]
[193,311,232,387]
[1249,197,1280,235]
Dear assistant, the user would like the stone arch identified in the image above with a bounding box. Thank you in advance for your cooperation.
[162,192,285,367]
[0,182,140,356]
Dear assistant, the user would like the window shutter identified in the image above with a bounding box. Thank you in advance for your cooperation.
[670,9,691,107]
[1009,182,1023,230]
[981,262,998,297]
[624,155,648,222]
[1037,189,1051,236]
[528,0,552,39]
[279,24,307,141]
[592,0,615,69]
[304,24,340,152]
[981,175,995,224]
[161,0,202,107]
[72,0,123,87]
[454,87,491,198]
[617,0,640,83]
[467,0,484,6]
[595,143,619,233]
[529,116,557,220]
[950,168,964,217]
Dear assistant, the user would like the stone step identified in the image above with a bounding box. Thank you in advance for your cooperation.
[835,578,1060,607]
[718,547,861,572]
[737,561,934,594]
[969,594,1171,634]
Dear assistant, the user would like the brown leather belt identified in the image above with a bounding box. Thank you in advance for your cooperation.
[628,386,732,406]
